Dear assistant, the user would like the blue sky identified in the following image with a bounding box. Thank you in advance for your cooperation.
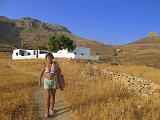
[0,0,160,45]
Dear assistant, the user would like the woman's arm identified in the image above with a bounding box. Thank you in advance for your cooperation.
[39,64,45,87]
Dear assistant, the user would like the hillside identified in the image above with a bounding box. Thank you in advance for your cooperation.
[0,16,71,47]
[0,16,20,46]
[1,16,160,68]
[129,32,160,44]
[117,32,160,68]
[0,16,114,57]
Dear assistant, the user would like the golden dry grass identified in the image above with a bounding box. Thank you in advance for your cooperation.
[0,53,40,120]
[58,60,160,120]
[0,53,160,120]
[94,63,160,85]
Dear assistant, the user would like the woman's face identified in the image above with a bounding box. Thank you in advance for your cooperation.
[46,56,53,62]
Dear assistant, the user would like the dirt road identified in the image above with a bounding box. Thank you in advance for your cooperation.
[34,87,72,120]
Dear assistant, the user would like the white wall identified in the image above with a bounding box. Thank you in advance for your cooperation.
[12,49,36,59]
[72,47,90,56]
[12,48,99,60]
[53,53,75,59]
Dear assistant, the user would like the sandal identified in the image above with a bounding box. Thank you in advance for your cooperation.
[50,109,56,115]
[44,114,49,118]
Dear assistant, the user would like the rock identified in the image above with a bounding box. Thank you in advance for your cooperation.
[148,32,159,38]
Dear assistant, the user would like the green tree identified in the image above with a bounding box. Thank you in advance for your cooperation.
[48,33,77,52]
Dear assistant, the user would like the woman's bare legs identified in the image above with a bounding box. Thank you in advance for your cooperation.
[44,89,51,115]
[50,89,56,111]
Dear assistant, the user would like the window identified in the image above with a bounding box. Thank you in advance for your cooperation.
[39,50,48,54]
[81,53,84,55]
[28,53,31,55]
[74,53,76,54]
[16,52,18,56]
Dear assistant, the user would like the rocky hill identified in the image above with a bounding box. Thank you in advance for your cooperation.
[0,16,113,56]
[0,16,71,47]
[1,16,160,68]
[0,16,20,46]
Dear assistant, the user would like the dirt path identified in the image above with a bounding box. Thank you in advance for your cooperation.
[34,88,72,120]
[0,60,72,120]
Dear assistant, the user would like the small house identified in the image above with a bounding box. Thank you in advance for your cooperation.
[12,47,99,60]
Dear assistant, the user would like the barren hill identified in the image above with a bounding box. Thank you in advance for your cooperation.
[1,16,160,68]
[129,32,160,45]
[0,16,113,56]
[118,32,160,68]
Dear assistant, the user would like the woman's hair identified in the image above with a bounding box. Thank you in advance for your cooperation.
[45,52,54,59]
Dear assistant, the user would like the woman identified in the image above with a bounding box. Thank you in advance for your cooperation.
[39,52,61,118]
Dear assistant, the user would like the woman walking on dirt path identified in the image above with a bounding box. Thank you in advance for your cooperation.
[39,52,62,118]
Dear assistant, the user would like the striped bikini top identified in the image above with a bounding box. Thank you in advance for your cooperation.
[45,62,57,74]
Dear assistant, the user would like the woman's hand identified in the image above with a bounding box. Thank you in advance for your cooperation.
[39,81,41,87]
[39,64,45,87]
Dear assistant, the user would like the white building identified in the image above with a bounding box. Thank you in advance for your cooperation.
[12,47,99,60]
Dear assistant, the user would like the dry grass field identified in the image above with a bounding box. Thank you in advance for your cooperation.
[60,60,160,120]
[0,53,160,120]
[94,63,160,85]
[0,56,38,119]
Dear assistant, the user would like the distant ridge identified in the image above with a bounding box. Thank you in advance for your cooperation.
[128,32,160,45]
[119,32,160,68]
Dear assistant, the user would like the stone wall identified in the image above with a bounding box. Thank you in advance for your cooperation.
[82,65,160,98]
